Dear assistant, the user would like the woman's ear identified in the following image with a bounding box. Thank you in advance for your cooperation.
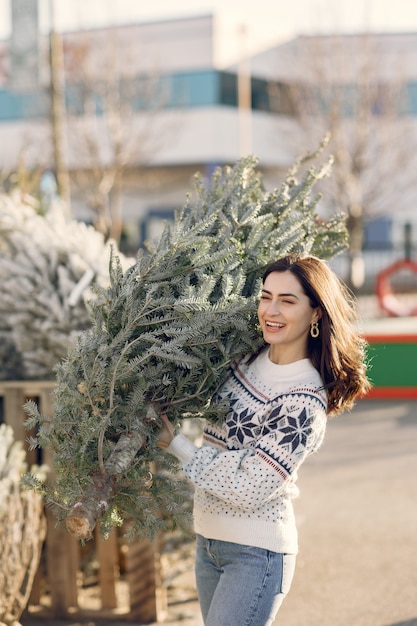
[312,307,322,323]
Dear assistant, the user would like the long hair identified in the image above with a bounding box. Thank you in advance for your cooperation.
[262,254,371,415]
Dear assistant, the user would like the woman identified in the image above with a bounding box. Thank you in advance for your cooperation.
[158,253,371,626]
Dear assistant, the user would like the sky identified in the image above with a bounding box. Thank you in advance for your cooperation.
[3,0,417,58]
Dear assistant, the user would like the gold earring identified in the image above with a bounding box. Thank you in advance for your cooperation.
[310,321,319,338]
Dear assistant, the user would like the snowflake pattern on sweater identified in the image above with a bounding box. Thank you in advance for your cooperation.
[170,349,328,553]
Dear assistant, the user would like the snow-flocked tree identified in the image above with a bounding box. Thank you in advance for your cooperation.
[0,193,134,380]
[0,424,46,626]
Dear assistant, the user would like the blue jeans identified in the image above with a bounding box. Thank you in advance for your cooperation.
[195,534,296,626]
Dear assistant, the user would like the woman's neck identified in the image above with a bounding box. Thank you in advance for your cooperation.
[268,346,308,365]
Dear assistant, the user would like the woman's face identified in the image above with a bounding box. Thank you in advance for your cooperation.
[257,270,320,365]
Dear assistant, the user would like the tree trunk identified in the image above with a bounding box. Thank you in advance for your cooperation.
[66,431,145,540]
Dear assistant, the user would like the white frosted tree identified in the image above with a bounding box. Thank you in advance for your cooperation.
[0,424,46,626]
[0,193,134,380]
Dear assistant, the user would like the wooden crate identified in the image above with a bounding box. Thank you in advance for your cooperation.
[0,381,167,623]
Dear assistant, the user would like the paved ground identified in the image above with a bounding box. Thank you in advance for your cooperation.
[22,399,417,626]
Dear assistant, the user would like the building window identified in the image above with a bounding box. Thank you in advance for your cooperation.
[219,72,237,107]
[364,217,393,250]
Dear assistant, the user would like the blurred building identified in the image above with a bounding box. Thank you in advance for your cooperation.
[0,11,416,267]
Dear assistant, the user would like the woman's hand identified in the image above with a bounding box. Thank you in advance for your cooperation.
[157,414,176,449]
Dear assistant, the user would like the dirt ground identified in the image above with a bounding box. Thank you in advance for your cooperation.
[22,399,417,626]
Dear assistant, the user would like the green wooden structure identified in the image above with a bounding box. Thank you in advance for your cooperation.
[362,317,417,399]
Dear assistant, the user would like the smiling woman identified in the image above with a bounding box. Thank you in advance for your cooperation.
[260,255,372,414]
[157,253,371,626]
[258,270,321,366]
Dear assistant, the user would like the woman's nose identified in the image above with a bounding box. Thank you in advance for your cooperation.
[267,300,280,315]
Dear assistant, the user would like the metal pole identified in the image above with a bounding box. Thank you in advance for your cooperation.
[237,24,252,158]
[404,222,412,260]
[49,0,71,213]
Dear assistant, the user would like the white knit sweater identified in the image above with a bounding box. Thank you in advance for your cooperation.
[167,348,328,554]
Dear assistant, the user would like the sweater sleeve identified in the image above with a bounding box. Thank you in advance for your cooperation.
[167,432,198,464]
[168,394,327,512]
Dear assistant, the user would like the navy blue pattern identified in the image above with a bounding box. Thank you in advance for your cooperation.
[261,402,313,453]
[208,359,328,485]
[226,407,260,445]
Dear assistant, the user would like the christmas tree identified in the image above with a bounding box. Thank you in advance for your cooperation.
[0,425,46,626]
[0,193,134,380]
[24,148,348,541]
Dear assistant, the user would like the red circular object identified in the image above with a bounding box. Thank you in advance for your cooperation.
[376,259,417,317]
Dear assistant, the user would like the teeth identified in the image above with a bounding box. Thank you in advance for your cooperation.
[266,322,284,328]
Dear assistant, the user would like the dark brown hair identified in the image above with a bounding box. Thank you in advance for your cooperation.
[263,254,371,415]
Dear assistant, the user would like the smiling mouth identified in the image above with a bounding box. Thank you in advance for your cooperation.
[265,321,285,329]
